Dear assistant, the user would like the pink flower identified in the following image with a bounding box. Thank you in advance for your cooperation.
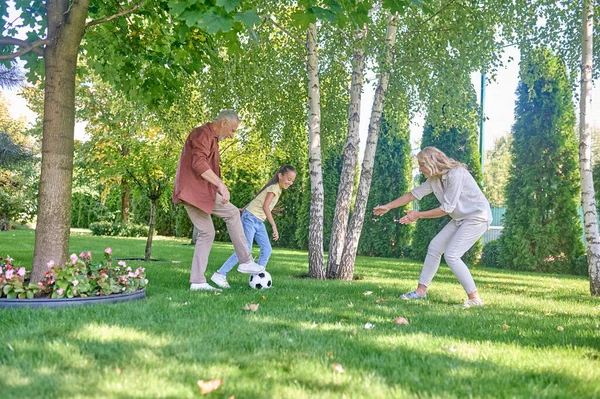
[105,247,112,255]
[73,289,77,295]
[17,267,25,277]
[119,261,127,267]
[87,251,92,258]
[5,269,14,279]
[144,279,149,284]
[47,260,55,269]
[72,279,79,287]
[38,282,44,288]
[6,256,13,263]
[57,288,64,295]
[70,253,78,265]
[79,252,86,258]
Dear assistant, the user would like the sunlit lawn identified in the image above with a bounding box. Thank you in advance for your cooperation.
[1,229,599,398]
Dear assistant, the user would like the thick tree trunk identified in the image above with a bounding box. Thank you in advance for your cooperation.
[306,23,325,279]
[120,179,130,223]
[579,0,600,295]
[31,0,89,282]
[337,13,399,280]
[327,25,367,278]
[145,199,156,261]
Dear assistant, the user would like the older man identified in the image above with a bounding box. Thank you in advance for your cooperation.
[173,110,264,291]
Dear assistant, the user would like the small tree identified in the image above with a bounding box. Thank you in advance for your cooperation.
[499,47,583,273]
[484,135,513,208]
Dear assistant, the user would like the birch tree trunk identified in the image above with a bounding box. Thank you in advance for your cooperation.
[327,25,367,278]
[306,23,325,279]
[337,13,399,280]
[579,0,600,296]
[31,0,90,282]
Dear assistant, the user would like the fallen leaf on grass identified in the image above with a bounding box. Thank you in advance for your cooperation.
[197,379,223,394]
[261,296,267,301]
[330,363,344,373]
[347,302,354,308]
[375,298,385,304]
[363,291,373,296]
[393,317,409,325]
[327,351,334,359]
[243,303,259,312]
[116,368,122,375]
[557,326,564,331]
[171,260,181,264]
[502,323,510,330]
[544,312,554,316]
[364,322,375,329]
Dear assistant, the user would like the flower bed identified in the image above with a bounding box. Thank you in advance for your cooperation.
[0,248,147,308]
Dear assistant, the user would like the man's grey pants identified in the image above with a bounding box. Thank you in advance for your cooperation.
[183,194,252,284]
[419,219,489,294]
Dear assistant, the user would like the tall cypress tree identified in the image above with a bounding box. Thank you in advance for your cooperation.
[411,85,483,262]
[358,113,412,258]
[499,48,583,273]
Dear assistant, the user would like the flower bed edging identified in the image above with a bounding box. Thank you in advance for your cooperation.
[0,288,146,309]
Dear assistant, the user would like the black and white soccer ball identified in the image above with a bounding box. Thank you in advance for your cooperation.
[249,271,272,289]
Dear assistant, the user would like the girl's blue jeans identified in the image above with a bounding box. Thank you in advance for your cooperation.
[217,210,272,275]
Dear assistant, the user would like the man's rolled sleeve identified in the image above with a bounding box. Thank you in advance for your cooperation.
[440,168,466,214]
[411,180,433,200]
[191,134,212,176]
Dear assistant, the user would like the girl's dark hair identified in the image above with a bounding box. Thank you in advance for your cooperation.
[246,164,295,207]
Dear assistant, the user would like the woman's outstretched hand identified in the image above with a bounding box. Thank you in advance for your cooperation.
[399,210,420,224]
[373,204,391,216]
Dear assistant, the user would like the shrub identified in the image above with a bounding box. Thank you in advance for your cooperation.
[481,240,501,268]
[89,221,114,236]
[574,255,590,277]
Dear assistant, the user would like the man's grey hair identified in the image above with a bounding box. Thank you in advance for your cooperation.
[214,109,239,123]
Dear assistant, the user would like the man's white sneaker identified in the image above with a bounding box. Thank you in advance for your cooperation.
[190,283,222,291]
[237,260,265,274]
[210,272,230,288]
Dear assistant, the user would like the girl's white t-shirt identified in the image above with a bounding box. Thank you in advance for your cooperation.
[246,184,282,221]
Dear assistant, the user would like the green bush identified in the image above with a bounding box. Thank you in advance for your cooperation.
[120,223,149,238]
[574,255,589,277]
[481,240,501,268]
[89,221,114,236]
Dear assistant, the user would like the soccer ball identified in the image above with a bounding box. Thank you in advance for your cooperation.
[249,271,272,289]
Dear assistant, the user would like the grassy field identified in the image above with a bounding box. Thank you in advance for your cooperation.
[1,229,599,398]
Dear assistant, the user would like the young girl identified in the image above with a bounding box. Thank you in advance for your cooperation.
[373,147,492,307]
[211,165,296,288]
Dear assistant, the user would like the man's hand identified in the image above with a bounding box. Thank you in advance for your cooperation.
[399,210,420,224]
[373,204,391,216]
[217,182,230,204]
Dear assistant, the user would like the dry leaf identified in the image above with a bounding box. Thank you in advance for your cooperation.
[363,291,373,295]
[197,379,223,394]
[502,323,510,330]
[353,330,357,336]
[261,296,267,301]
[116,368,122,375]
[375,298,385,304]
[327,351,334,359]
[393,317,409,325]
[228,396,235,399]
[330,363,344,373]
[243,303,259,312]
[557,326,564,331]
[364,322,375,329]
[347,302,354,308]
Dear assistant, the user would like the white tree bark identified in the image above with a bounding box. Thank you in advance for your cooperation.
[306,23,325,279]
[579,0,600,295]
[327,25,367,278]
[338,13,399,280]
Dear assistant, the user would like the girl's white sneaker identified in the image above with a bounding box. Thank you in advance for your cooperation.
[210,273,231,288]
[190,283,221,291]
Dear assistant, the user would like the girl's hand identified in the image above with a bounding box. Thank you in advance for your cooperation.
[272,227,279,241]
[373,204,390,216]
[399,210,420,224]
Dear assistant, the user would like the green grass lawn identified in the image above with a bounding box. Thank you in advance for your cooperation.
[1,229,599,399]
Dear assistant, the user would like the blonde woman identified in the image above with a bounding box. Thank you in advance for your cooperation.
[373,146,492,307]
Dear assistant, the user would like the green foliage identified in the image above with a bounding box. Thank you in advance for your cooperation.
[483,134,513,207]
[499,48,583,273]
[411,83,483,263]
[480,240,501,268]
[358,111,412,258]
[89,221,115,236]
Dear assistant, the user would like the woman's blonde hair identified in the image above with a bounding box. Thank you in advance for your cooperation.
[417,146,467,177]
